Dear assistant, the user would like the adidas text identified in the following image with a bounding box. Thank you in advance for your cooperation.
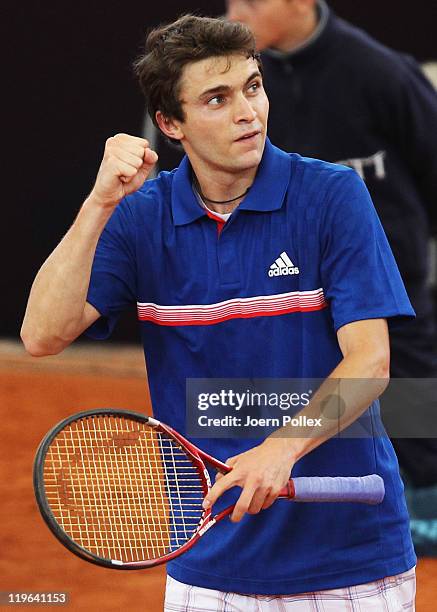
[268,266,300,277]
[268,251,300,277]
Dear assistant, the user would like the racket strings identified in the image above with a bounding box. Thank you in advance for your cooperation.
[43,416,205,563]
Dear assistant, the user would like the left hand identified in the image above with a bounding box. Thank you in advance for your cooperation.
[202,438,296,522]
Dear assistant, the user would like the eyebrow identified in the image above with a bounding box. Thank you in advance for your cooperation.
[198,71,262,100]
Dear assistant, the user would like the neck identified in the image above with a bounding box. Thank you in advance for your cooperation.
[195,181,250,208]
[275,5,319,52]
[191,168,256,214]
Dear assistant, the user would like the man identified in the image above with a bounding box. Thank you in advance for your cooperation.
[22,15,416,610]
[226,0,437,490]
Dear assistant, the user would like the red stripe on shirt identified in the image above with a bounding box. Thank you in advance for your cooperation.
[137,289,327,326]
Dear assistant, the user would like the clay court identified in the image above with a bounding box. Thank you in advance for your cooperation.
[0,340,436,611]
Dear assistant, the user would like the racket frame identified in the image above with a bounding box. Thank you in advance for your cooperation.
[33,408,234,569]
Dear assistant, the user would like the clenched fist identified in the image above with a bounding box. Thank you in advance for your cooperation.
[91,134,158,208]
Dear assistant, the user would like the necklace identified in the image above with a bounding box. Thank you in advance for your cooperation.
[195,181,251,204]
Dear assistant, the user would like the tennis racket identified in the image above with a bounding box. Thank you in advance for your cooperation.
[34,408,385,569]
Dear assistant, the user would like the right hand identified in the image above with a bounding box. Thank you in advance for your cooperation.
[90,133,158,208]
[203,438,296,522]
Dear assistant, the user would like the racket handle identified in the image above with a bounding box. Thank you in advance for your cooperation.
[283,475,385,505]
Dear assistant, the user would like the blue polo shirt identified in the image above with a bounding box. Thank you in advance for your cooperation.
[86,139,416,594]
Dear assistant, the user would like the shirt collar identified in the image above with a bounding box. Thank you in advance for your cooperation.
[171,138,291,226]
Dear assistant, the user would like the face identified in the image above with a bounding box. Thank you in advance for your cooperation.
[226,0,298,51]
[159,54,269,179]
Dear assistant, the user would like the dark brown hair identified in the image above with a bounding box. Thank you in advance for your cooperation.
[133,14,261,130]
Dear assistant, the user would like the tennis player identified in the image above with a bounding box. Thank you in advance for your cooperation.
[22,15,416,610]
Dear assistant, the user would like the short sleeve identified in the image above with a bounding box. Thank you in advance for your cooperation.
[86,201,137,339]
[320,168,415,331]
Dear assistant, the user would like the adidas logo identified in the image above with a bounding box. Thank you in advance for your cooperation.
[268,251,300,277]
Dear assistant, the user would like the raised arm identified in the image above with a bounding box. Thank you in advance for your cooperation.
[21,134,158,356]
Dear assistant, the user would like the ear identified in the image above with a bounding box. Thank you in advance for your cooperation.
[156,111,184,141]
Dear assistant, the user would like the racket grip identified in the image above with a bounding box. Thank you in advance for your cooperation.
[289,475,385,505]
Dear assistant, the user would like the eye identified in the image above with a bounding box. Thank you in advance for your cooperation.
[248,80,262,94]
[208,95,225,106]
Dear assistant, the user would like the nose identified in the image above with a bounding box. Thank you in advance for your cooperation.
[233,93,257,123]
